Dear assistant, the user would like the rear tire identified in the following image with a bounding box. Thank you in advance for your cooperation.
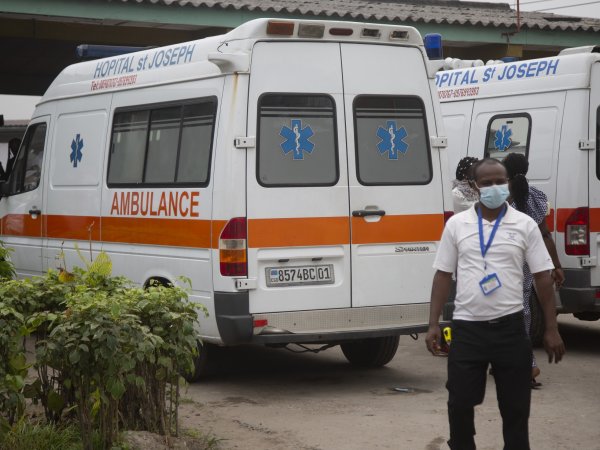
[529,291,545,347]
[341,336,399,367]
[184,341,210,382]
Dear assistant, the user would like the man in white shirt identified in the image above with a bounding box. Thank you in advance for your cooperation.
[426,158,565,450]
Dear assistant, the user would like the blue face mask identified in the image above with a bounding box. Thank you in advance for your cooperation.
[477,183,509,209]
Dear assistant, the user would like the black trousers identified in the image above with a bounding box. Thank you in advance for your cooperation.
[447,311,532,450]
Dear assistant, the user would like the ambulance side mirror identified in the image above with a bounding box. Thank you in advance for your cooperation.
[0,181,10,199]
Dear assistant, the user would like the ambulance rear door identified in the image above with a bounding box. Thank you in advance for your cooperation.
[588,63,600,286]
[246,41,351,313]
[341,43,445,307]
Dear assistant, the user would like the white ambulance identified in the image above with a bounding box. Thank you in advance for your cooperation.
[436,47,600,340]
[0,18,451,378]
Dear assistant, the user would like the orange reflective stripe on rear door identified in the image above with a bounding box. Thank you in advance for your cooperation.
[351,213,444,244]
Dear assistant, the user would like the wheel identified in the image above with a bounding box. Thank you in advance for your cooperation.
[184,341,210,382]
[573,312,600,321]
[341,336,400,368]
[528,291,545,347]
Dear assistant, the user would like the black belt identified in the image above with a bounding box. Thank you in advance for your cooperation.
[454,310,524,325]
[486,310,524,324]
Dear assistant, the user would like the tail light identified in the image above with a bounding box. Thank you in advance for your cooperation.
[444,211,454,224]
[219,217,247,276]
[565,207,589,256]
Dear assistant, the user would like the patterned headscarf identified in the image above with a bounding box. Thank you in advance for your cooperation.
[455,156,479,181]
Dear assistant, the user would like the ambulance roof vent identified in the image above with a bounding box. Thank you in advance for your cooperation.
[559,46,600,56]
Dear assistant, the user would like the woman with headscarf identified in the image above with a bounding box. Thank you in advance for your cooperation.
[451,156,479,213]
[503,152,564,388]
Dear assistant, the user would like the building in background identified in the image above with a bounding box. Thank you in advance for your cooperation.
[0,0,599,96]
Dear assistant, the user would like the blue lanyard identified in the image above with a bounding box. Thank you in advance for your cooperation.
[477,205,506,260]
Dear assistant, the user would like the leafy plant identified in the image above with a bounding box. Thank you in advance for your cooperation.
[0,298,28,433]
[0,247,204,450]
[0,241,15,280]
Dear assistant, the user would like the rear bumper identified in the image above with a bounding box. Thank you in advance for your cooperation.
[214,291,440,345]
[557,269,600,313]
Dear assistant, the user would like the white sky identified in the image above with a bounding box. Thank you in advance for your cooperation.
[462,0,600,19]
[0,95,40,121]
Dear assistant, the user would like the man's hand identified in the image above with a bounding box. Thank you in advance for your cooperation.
[543,328,565,363]
[426,325,443,356]
[552,268,565,289]
[427,270,453,356]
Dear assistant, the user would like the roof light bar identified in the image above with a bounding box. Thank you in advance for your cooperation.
[298,23,325,38]
[424,33,443,60]
[267,21,295,36]
[76,44,150,59]
[361,28,381,39]
[390,30,409,40]
[329,27,353,36]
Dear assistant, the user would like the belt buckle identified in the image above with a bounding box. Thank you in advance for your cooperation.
[488,318,501,324]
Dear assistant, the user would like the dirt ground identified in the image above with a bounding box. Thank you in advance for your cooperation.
[179,315,600,450]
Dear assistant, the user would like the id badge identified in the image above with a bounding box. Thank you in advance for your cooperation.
[479,273,501,296]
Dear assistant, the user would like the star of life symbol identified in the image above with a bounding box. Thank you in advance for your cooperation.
[494,125,512,151]
[280,119,315,160]
[70,134,84,168]
[376,121,408,160]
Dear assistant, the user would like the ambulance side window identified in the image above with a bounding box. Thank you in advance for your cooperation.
[5,123,47,195]
[108,110,149,184]
[485,114,531,160]
[257,94,338,187]
[108,98,216,187]
[354,96,432,185]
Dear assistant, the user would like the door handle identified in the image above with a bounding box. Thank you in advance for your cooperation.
[352,209,386,218]
[28,208,41,216]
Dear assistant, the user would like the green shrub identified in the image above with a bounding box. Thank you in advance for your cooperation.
[0,299,28,433]
[0,241,15,281]
[0,243,204,450]
[32,257,203,450]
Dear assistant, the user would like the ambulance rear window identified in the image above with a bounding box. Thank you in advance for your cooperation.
[108,98,216,187]
[257,94,338,187]
[354,96,432,185]
[484,114,531,160]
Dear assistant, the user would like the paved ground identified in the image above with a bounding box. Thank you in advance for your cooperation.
[180,315,600,450]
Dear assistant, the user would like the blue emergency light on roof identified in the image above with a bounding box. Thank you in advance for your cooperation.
[76,45,151,59]
[424,34,443,60]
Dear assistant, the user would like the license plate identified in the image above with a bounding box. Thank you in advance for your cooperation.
[266,264,334,287]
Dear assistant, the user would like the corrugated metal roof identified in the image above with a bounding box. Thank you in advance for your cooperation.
[116,0,600,33]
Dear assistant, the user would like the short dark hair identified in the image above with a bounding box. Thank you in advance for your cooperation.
[8,138,20,153]
[472,158,505,182]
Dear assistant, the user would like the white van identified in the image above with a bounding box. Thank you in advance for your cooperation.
[0,18,451,377]
[437,47,600,340]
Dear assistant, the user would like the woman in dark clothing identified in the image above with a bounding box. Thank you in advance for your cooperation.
[503,153,564,387]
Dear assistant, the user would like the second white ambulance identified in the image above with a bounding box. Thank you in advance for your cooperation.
[437,47,600,341]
